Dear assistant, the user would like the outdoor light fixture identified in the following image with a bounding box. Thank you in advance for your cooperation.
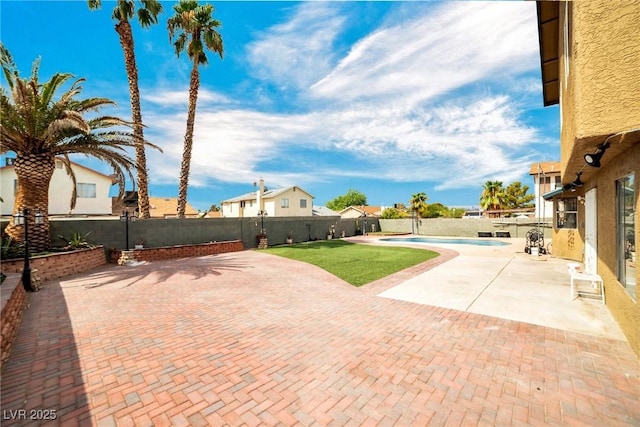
[120,210,136,250]
[13,208,42,292]
[571,172,584,188]
[34,210,45,225]
[12,210,24,225]
[584,142,610,167]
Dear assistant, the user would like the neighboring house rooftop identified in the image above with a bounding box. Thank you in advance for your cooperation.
[338,205,382,217]
[221,186,314,203]
[1,157,117,183]
[312,205,339,216]
[112,194,199,218]
[149,197,198,218]
[529,161,561,175]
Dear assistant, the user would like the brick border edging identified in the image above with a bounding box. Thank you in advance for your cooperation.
[1,275,28,371]
[108,240,245,263]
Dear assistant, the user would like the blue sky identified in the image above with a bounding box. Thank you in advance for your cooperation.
[1,0,559,211]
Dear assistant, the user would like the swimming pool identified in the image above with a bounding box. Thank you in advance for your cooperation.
[380,237,510,247]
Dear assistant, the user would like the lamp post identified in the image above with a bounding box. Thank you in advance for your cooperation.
[13,208,45,292]
[256,210,267,236]
[120,210,136,250]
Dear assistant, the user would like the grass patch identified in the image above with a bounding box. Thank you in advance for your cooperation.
[263,240,438,287]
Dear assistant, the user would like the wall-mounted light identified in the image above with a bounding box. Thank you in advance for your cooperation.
[571,172,584,187]
[584,142,610,167]
[577,196,585,205]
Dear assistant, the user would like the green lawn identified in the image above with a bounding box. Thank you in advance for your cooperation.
[263,240,438,287]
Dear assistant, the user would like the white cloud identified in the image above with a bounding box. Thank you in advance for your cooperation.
[310,1,538,106]
[143,1,544,194]
[245,2,346,90]
[143,88,233,107]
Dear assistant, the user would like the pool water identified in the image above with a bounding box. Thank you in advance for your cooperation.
[380,237,510,247]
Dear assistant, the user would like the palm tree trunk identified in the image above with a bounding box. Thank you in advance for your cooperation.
[116,20,150,219]
[177,61,200,219]
[5,154,55,252]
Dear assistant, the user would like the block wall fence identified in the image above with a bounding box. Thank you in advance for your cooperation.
[1,216,379,254]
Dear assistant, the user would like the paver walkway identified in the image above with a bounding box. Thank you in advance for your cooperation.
[1,250,639,426]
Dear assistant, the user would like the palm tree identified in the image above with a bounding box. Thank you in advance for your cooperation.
[88,0,163,219]
[167,0,223,218]
[480,180,506,216]
[409,192,428,218]
[0,44,156,251]
[409,192,428,234]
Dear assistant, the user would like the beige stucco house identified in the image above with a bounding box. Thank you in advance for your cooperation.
[338,206,383,219]
[537,1,639,356]
[529,161,561,219]
[1,157,115,216]
[221,179,314,218]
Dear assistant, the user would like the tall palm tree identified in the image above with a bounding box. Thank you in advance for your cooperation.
[0,44,156,251]
[409,192,428,234]
[168,0,223,218]
[88,0,163,219]
[480,180,506,215]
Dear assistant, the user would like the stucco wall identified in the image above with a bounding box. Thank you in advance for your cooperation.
[572,2,640,139]
[379,218,552,239]
[559,1,640,179]
[593,145,639,355]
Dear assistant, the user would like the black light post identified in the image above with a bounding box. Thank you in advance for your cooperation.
[120,210,136,250]
[13,208,44,292]
[257,210,267,236]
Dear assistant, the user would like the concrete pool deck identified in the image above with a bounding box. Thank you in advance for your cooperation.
[350,235,626,340]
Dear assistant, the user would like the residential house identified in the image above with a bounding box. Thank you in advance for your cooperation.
[1,157,115,216]
[537,1,639,355]
[312,205,339,216]
[111,193,199,219]
[221,179,314,218]
[338,205,383,219]
[529,161,561,219]
[148,197,199,219]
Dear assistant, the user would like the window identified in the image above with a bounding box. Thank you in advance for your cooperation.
[617,173,636,300]
[281,198,289,208]
[300,199,307,209]
[76,183,96,198]
[55,160,63,169]
[556,197,577,229]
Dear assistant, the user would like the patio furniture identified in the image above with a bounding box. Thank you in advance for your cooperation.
[477,232,493,237]
[524,228,546,255]
[567,263,605,304]
[495,231,511,238]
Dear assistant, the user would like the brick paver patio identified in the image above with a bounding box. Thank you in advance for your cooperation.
[1,250,639,426]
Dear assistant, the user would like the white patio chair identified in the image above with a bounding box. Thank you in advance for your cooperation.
[567,263,605,304]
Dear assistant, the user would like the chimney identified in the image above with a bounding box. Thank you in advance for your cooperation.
[257,178,265,212]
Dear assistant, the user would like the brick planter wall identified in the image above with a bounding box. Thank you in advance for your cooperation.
[1,246,107,282]
[108,240,244,263]
[1,275,28,370]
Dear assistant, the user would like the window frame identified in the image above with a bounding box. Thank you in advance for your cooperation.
[76,182,97,199]
[556,197,578,229]
[616,173,636,300]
